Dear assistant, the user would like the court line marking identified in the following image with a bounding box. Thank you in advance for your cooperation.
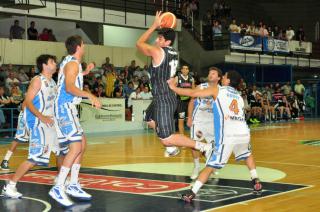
[22,196,52,212]
[201,185,313,212]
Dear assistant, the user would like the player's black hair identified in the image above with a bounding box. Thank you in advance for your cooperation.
[158,28,176,46]
[226,70,242,89]
[36,54,56,72]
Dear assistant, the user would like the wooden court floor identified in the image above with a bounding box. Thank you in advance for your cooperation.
[0,119,320,211]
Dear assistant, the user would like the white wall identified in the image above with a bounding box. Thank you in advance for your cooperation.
[0,38,149,67]
[103,25,178,50]
[0,16,93,44]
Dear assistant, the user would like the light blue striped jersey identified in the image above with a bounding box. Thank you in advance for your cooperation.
[192,83,215,123]
[55,55,83,106]
[212,86,250,145]
[25,75,57,127]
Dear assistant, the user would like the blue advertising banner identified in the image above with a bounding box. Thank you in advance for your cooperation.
[230,33,262,51]
[263,37,289,53]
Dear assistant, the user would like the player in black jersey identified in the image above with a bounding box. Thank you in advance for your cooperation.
[175,65,195,135]
[136,11,212,157]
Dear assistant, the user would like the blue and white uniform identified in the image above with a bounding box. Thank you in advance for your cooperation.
[207,86,251,169]
[25,75,57,166]
[190,83,215,144]
[54,55,83,154]
[14,110,29,143]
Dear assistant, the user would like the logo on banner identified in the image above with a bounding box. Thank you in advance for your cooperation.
[267,38,275,51]
[239,36,255,47]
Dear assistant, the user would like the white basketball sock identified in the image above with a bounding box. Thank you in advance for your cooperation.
[4,150,13,161]
[56,166,70,186]
[191,180,203,194]
[70,164,81,184]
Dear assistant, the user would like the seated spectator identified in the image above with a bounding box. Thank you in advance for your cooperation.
[252,85,262,96]
[249,93,263,123]
[113,80,125,98]
[6,72,20,92]
[132,76,140,89]
[277,95,291,120]
[124,81,135,99]
[267,26,274,37]
[17,67,30,83]
[38,28,49,41]
[10,85,23,105]
[229,18,240,33]
[140,86,153,100]
[27,21,38,40]
[261,93,275,120]
[287,91,299,118]
[239,23,247,36]
[10,20,25,40]
[94,85,107,98]
[48,29,57,42]
[83,83,92,93]
[92,77,105,94]
[247,22,257,35]
[28,67,37,79]
[0,65,8,82]
[241,90,251,121]
[0,86,15,124]
[127,87,142,111]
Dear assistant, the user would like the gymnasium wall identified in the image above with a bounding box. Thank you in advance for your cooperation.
[0,38,149,67]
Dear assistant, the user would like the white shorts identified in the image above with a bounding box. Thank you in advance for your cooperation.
[27,123,58,166]
[14,111,29,143]
[206,140,252,169]
[190,121,214,143]
[55,103,83,155]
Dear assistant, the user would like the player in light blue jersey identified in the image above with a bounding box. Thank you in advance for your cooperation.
[187,67,221,180]
[2,54,58,198]
[1,101,28,170]
[168,70,262,202]
[49,35,101,207]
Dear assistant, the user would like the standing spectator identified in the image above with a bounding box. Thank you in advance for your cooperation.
[229,19,240,33]
[296,26,306,42]
[102,57,113,73]
[140,86,153,100]
[286,25,295,41]
[259,24,269,37]
[294,79,305,101]
[127,87,142,110]
[10,20,25,40]
[202,10,212,27]
[128,60,137,80]
[247,22,257,35]
[48,29,57,42]
[279,29,287,40]
[281,82,292,96]
[212,20,222,37]
[0,65,8,82]
[105,68,117,97]
[27,21,38,40]
[273,25,281,38]
[267,26,274,37]
[38,28,49,41]
[189,0,198,19]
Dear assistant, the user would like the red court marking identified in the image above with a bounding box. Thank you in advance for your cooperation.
[0,170,190,194]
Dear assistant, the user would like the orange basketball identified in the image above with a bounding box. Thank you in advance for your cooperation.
[159,12,177,29]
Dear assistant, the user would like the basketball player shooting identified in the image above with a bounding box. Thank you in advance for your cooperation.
[136,11,212,157]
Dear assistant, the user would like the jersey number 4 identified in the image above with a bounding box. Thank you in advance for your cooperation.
[169,59,178,77]
[229,99,239,115]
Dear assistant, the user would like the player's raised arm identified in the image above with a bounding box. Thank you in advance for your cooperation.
[136,11,163,59]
